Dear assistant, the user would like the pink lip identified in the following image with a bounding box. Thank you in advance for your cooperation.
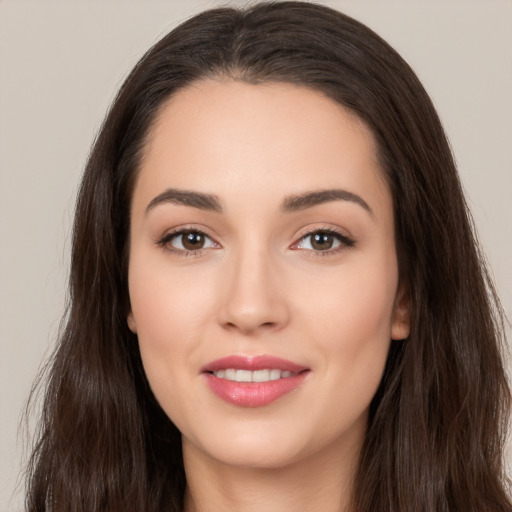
[201,355,307,373]
[201,355,310,408]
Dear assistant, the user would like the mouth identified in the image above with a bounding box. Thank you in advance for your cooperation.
[201,355,310,407]
[210,368,299,382]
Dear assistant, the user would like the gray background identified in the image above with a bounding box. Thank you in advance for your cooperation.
[1,1,511,510]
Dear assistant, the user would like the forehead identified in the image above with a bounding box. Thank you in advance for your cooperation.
[135,79,390,217]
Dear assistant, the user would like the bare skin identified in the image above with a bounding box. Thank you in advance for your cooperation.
[183,435,358,512]
[127,80,410,512]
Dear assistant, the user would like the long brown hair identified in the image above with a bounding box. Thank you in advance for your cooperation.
[26,2,511,511]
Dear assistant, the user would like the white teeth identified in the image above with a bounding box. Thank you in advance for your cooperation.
[224,369,236,381]
[235,369,252,382]
[252,369,270,382]
[269,369,281,381]
[212,369,297,382]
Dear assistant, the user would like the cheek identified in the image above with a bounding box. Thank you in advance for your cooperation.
[127,255,215,402]
[129,253,215,341]
[128,265,220,438]
[300,253,398,341]
[299,257,398,394]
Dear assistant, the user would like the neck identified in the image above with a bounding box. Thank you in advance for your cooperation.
[182,434,360,512]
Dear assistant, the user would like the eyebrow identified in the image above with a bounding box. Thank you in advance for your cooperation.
[145,187,373,217]
[146,189,223,214]
[281,189,373,217]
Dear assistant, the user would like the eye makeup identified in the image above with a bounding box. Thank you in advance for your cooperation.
[156,224,356,258]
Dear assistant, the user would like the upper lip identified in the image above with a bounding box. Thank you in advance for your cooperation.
[201,355,308,374]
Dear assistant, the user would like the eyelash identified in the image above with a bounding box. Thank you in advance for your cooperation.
[157,226,356,257]
[292,228,356,256]
[157,226,218,257]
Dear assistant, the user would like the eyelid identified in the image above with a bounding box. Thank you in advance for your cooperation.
[156,225,221,256]
[155,223,355,257]
[290,225,356,255]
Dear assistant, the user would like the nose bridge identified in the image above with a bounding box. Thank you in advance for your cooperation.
[219,237,288,334]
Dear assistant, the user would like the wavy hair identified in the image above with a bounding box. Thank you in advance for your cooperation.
[26,2,511,511]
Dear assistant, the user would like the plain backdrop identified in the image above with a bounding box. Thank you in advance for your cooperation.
[1,1,511,510]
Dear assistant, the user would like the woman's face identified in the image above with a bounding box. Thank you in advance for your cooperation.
[127,80,409,469]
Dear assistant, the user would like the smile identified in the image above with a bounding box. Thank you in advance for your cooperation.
[211,369,297,382]
[201,355,310,407]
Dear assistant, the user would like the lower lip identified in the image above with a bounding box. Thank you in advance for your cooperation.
[203,372,309,407]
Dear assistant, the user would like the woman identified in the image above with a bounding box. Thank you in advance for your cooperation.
[25,2,511,511]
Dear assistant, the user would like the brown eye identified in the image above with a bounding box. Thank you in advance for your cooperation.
[310,232,334,250]
[181,231,206,250]
[293,229,355,253]
[164,230,218,253]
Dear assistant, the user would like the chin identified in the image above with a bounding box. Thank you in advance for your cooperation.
[188,434,307,470]
[180,408,367,472]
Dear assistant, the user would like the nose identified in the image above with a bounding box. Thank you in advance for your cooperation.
[217,246,290,335]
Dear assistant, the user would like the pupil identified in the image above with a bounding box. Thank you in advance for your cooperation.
[312,232,333,250]
[183,231,204,250]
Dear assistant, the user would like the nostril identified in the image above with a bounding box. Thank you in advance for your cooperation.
[222,319,278,334]
[218,286,290,333]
